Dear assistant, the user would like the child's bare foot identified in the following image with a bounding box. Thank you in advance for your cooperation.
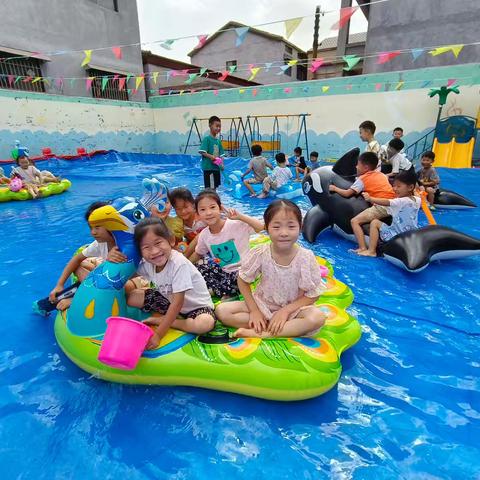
[349,248,366,253]
[294,178,302,182]
[358,250,377,257]
[249,193,257,198]
[56,298,72,311]
[257,192,267,199]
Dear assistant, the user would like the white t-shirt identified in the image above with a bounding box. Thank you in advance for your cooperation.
[12,165,41,183]
[137,250,213,313]
[82,240,109,259]
[390,152,412,174]
[380,196,421,241]
[271,166,293,188]
[195,218,255,273]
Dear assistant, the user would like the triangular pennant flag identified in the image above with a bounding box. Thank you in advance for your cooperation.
[322,86,330,93]
[228,65,237,74]
[235,26,249,47]
[31,76,42,84]
[112,46,122,59]
[277,65,290,75]
[150,89,156,95]
[284,17,302,39]
[135,74,145,90]
[331,6,358,30]
[429,44,464,58]
[185,73,198,85]
[55,77,64,88]
[166,70,173,82]
[86,76,94,91]
[81,50,92,67]
[44,77,52,87]
[287,59,298,67]
[179,90,184,95]
[15,76,23,84]
[127,89,132,95]
[284,87,292,94]
[160,39,175,50]
[101,76,109,91]
[252,88,258,97]
[377,51,401,64]
[395,81,404,91]
[118,77,126,91]
[8,75,14,86]
[309,58,324,73]
[264,62,273,72]
[152,72,159,84]
[194,35,208,50]
[248,67,261,81]
[199,67,207,76]
[159,89,166,95]
[375,83,382,91]
[218,71,229,81]
[411,48,424,61]
[447,78,457,87]
[343,55,361,71]
[22,76,33,83]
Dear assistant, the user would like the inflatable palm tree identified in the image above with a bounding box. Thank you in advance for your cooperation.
[429,85,460,131]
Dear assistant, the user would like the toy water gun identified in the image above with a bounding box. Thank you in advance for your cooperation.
[213,157,231,186]
[32,281,81,316]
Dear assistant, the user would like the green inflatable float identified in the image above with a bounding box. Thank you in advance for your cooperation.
[0,179,72,202]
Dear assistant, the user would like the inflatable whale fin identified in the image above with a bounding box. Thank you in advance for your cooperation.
[302,205,332,243]
[380,225,480,272]
[434,189,477,209]
[332,147,360,179]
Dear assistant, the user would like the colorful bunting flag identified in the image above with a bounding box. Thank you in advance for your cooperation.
[166,70,173,82]
[284,17,302,39]
[287,59,298,67]
[32,76,42,84]
[447,79,457,87]
[101,76,109,91]
[322,86,330,93]
[199,67,208,76]
[179,90,184,95]
[331,6,358,30]
[86,76,94,91]
[22,76,33,83]
[395,81,404,90]
[118,77,126,91]
[8,75,14,86]
[411,48,424,61]
[248,67,261,81]
[343,55,361,71]
[126,73,133,84]
[15,76,23,84]
[55,77,64,88]
[235,26,249,47]
[218,71,229,81]
[228,65,237,74]
[377,51,401,64]
[135,74,145,90]
[429,44,464,58]
[264,62,273,71]
[185,73,198,85]
[194,35,208,50]
[160,39,175,50]
[277,65,290,75]
[81,50,92,67]
[309,58,324,73]
[152,72,159,84]
[44,77,52,87]
[159,89,166,95]
[112,46,122,59]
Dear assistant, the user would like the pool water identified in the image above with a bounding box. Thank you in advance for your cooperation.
[1,152,479,479]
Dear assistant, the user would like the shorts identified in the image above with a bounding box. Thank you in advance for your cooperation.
[203,170,221,189]
[143,289,215,319]
[361,205,389,222]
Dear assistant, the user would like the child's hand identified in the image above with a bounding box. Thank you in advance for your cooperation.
[49,285,64,303]
[107,247,128,263]
[268,308,289,336]
[150,203,171,220]
[145,331,161,350]
[249,310,267,334]
[362,192,371,202]
[329,184,337,193]
[222,206,242,221]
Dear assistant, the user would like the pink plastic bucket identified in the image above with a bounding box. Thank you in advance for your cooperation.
[98,316,153,370]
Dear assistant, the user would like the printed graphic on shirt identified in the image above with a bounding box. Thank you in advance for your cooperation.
[211,239,240,267]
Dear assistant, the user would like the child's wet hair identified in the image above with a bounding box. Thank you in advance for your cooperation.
[388,138,405,152]
[264,199,302,229]
[168,187,194,207]
[359,120,376,134]
[251,144,262,156]
[209,115,221,125]
[358,152,379,170]
[294,147,302,155]
[422,150,435,161]
[195,188,221,211]
[275,152,287,164]
[85,201,111,221]
[134,217,172,249]
[393,170,417,187]
[310,151,319,158]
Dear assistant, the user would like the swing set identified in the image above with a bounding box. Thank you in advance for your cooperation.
[184,114,310,158]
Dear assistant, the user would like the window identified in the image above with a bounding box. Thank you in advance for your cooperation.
[0,51,45,93]
[285,45,293,55]
[226,60,237,70]
[87,68,129,101]
[296,64,307,81]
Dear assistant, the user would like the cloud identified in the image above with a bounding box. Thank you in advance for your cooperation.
[137,0,367,62]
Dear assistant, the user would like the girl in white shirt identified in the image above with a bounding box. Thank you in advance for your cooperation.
[11,156,42,198]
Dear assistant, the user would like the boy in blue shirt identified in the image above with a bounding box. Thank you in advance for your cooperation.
[199,115,224,189]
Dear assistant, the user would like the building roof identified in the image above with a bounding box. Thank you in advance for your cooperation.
[307,32,367,52]
[142,51,260,87]
[187,21,306,57]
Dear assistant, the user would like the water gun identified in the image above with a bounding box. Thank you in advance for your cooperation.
[32,282,81,316]
[213,157,231,186]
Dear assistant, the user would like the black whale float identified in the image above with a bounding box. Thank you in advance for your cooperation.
[301,148,480,272]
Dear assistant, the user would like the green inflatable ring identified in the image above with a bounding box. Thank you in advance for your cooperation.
[0,179,72,202]
[54,239,361,401]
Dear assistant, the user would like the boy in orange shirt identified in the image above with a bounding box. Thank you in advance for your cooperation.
[329,152,395,252]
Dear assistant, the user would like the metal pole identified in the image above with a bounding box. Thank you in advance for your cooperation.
[312,5,321,61]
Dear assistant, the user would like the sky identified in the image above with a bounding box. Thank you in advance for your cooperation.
[137,0,368,63]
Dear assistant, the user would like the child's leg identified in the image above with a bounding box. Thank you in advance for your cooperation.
[25,183,37,198]
[295,166,301,180]
[236,306,326,338]
[127,288,146,308]
[172,309,215,334]
[359,219,382,257]
[426,187,435,205]
[243,178,256,196]
[258,178,272,198]
[196,261,239,298]
[350,211,370,252]
[215,300,251,327]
